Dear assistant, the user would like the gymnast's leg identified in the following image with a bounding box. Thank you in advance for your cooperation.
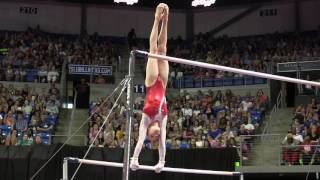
[145,4,164,87]
[157,4,169,87]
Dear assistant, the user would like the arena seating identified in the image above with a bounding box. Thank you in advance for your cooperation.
[88,89,268,152]
[0,82,60,145]
[282,98,320,165]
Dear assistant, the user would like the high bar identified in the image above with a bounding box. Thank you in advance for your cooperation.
[134,50,320,87]
[65,157,241,176]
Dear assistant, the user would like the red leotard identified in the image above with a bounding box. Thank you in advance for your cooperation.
[143,76,168,119]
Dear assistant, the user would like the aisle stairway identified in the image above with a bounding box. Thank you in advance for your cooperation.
[245,108,293,166]
[53,108,88,146]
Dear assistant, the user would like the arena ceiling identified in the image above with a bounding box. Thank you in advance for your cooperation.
[55,0,279,9]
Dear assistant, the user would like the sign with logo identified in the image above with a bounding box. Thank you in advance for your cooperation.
[68,64,112,76]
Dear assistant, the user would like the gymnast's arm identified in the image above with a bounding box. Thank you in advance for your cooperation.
[132,116,149,159]
[155,116,168,172]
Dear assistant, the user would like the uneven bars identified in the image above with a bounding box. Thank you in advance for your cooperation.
[65,157,241,176]
[134,50,320,87]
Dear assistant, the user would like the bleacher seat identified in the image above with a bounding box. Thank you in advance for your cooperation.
[223,78,233,86]
[194,79,202,88]
[203,78,214,87]
[38,132,51,145]
[184,77,194,88]
[179,143,189,149]
[234,77,244,85]
[47,115,58,125]
[174,79,182,88]
[214,79,223,86]
[244,77,254,85]
[26,69,38,82]
[0,125,12,136]
[254,77,265,84]
[250,110,262,124]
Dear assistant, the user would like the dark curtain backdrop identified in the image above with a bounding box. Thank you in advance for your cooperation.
[0,144,238,180]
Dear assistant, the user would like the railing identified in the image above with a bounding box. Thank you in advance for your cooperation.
[239,134,282,166]
[262,90,282,135]
[281,145,320,166]
[238,134,320,167]
[60,58,67,103]
[172,76,267,89]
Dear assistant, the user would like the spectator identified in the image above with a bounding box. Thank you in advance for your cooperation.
[22,100,33,115]
[3,111,15,127]
[208,122,222,140]
[282,131,300,165]
[48,83,60,99]
[242,116,255,135]
[127,28,137,49]
[36,113,53,133]
[15,112,28,132]
[34,134,42,145]
[47,66,59,83]
[38,65,48,83]
[299,135,316,165]
[170,139,180,149]
[309,125,319,143]
[5,65,14,81]
[75,79,90,109]
[46,99,59,115]
[18,132,33,146]
[89,123,99,144]
[5,129,17,146]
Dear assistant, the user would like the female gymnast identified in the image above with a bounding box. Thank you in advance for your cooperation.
[130,3,169,173]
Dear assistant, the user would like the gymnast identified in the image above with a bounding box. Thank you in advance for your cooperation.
[130,3,169,173]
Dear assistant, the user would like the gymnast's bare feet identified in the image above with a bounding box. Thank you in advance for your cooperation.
[161,4,169,22]
[155,3,166,21]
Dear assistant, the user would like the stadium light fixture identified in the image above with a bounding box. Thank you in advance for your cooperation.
[192,0,216,7]
[114,0,138,5]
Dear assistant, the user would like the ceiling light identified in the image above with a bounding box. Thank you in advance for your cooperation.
[192,0,216,7]
[114,0,138,5]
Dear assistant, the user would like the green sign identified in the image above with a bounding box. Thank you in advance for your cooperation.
[277,60,320,72]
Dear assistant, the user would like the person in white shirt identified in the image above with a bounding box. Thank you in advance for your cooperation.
[47,66,59,83]
[240,97,253,112]
[38,65,48,83]
[283,128,303,143]
[23,100,33,115]
[243,117,255,134]
[181,103,193,116]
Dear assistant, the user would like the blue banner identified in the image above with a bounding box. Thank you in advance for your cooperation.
[68,64,112,76]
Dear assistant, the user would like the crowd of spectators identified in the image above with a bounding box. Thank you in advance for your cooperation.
[0,82,60,145]
[88,89,268,157]
[167,31,320,81]
[282,98,320,165]
[0,27,120,83]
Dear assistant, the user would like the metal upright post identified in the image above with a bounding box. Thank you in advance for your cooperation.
[62,158,69,180]
[122,51,135,180]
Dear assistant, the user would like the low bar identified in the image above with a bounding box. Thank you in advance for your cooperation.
[65,157,241,176]
[134,50,320,87]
